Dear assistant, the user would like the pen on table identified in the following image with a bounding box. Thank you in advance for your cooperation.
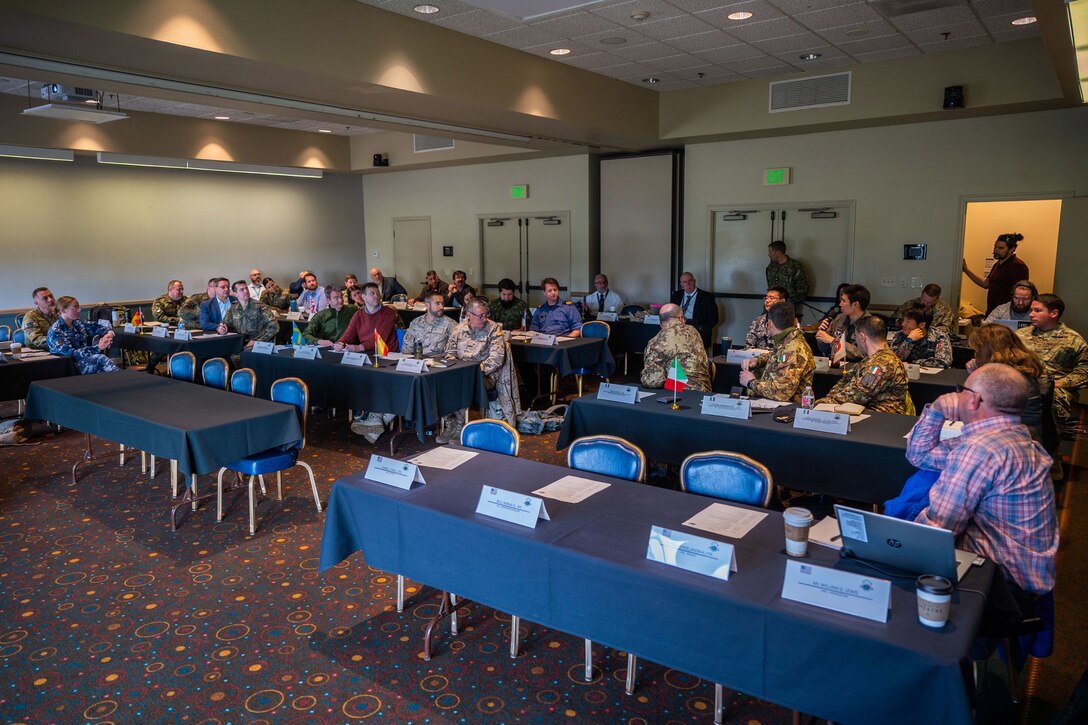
[830,535,841,542]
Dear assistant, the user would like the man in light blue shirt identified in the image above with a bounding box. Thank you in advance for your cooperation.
[530,277,582,337]
[297,272,329,316]
[199,277,236,331]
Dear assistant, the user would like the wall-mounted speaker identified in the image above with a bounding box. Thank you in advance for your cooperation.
[943,86,964,110]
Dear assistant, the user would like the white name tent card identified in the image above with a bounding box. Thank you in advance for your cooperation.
[173,328,193,341]
[530,334,556,346]
[700,394,751,420]
[780,559,891,623]
[794,407,850,435]
[647,525,737,581]
[251,341,275,355]
[905,363,921,380]
[596,312,618,321]
[364,454,426,490]
[294,345,321,360]
[123,323,137,333]
[475,486,550,529]
[725,348,765,364]
[285,311,302,321]
[597,383,639,404]
[682,502,767,539]
[151,326,169,338]
[532,475,610,504]
[396,357,427,374]
[341,351,370,367]
[813,356,831,371]
[642,315,661,325]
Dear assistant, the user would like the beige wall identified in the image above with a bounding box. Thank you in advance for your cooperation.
[961,199,1062,314]
[351,131,536,173]
[361,155,594,294]
[683,107,1088,342]
[0,154,365,309]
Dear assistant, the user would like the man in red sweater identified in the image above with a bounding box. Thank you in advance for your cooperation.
[334,283,399,354]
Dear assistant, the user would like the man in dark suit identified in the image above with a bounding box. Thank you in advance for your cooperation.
[199,277,237,331]
[669,271,719,347]
[370,267,407,301]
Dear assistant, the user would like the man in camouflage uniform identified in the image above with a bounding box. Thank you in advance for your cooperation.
[817,315,915,414]
[641,303,711,392]
[303,284,357,346]
[745,287,788,349]
[893,283,955,333]
[21,286,58,350]
[179,278,216,329]
[740,302,815,403]
[891,302,952,368]
[816,284,872,363]
[404,292,456,356]
[1017,293,1088,424]
[438,298,521,443]
[488,278,528,331]
[152,280,188,324]
[220,281,278,349]
[766,241,809,320]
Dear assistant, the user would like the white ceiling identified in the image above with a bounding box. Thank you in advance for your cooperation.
[359,0,1041,91]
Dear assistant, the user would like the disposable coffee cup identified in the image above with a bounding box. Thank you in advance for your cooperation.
[783,507,814,557]
[10,342,23,356]
[916,575,954,628]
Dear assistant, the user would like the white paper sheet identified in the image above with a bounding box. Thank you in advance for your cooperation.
[532,475,610,503]
[682,502,767,539]
[919,366,943,374]
[407,447,478,470]
[809,516,843,549]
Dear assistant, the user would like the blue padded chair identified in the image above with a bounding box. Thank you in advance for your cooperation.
[395,327,406,352]
[625,450,774,722]
[12,328,25,345]
[567,434,646,483]
[679,451,774,508]
[571,320,610,397]
[168,351,196,382]
[460,419,520,457]
[0,325,9,342]
[230,368,256,396]
[568,434,646,681]
[202,357,229,390]
[216,377,322,535]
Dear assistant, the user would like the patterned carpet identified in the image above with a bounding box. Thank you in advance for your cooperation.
[0,394,801,724]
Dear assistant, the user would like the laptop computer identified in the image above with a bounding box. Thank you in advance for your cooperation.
[992,318,1031,331]
[833,504,978,582]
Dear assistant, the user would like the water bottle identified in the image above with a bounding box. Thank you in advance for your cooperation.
[414,340,423,359]
[801,385,815,409]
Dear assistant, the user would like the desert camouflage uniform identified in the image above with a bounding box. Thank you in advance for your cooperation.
[151,294,187,324]
[640,318,711,392]
[894,297,955,332]
[489,297,528,331]
[223,301,279,344]
[176,298,202,329]
[747,328,815,403]
[21,307,59,350]
[442,320,521,432]
[403,313,456,356]
[1018,323,1088,422]
[260,289,292,312]
[817,346,915,414]
[891,327,952,368]
[766,257,809,309]
[745,314,774,350]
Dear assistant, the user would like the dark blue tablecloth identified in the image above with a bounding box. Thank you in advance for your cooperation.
[0,352,76,401]
[319,448,989,725]
[510,336,615,378]
[25,369,301,475]
[110,328,245,374]
[556,388,919,503]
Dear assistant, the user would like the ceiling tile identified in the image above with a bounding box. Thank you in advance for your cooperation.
[979,11,1040,34]
[636,13,719,38]
[989,26,1039,42]
[693,42,767,62]
[590,0,687,27]
[521,38,601,57]
[723,16,808,41]
[900,18,986,44]
[837,32,914,54]
[850,45,922,62]
[664,0,744,12]
[918,35,991,53]
[817,18,898,43]
[481,24,565,48]
[530,10,625,37]
[764,0,862,14]
[769,43,849,61]
[578,26,659,47]
[750,30,826,53]
[560,50,637,68]
[728,54,797,71]
[599,61,659,76]
[696,0,787,28]
[376,0,479,19]
[433,9,523,34]
[792,2,882,30]
[790,55,856,71]
[666,29,746,51]
[645,53,715,70]
[741,62,803,76]
[888,5,977,32]
[609,38,689,59]
[971,0,1034,17]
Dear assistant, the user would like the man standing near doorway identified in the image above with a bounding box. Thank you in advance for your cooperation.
[766,241,809,321]
[963,233,1029,314]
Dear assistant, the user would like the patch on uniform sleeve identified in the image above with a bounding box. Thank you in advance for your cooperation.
[860,364,884,388]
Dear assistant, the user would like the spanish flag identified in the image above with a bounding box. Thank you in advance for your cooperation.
[664,357,687,392]
[374,330,388,357]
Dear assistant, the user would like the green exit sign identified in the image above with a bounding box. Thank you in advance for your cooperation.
[764,167,791,186]
[511,184,529,199]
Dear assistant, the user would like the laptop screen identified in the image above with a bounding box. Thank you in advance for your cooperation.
[834,504,960,581]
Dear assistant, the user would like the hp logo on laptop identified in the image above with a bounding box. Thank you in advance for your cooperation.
[886,538,902,548]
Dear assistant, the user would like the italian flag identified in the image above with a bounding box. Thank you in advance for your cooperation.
[374,330,389,357]
[664,357,687,392]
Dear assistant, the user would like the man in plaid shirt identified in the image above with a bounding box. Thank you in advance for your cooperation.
[906,363,1058,595]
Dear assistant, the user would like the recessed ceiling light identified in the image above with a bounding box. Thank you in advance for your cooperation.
[643,77,659,84]
[727,11,753,20]
[317,129,333,133]
[600,36,628,45]
[549,47,572,56]
[1010,16,1036,25]
[630,11,650,22]
[799,52,821,60]
[413,4,440,13]
[845,28,869,37]
[214,115,230,120]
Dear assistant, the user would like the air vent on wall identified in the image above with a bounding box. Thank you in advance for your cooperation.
[769,72,851,113]
[413,134,455,153]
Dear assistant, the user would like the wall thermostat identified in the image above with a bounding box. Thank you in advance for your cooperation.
[443,246,454,257]
[903,244,927,260]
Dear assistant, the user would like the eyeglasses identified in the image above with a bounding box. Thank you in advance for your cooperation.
[468,311,489,319]
[956,385,983,403]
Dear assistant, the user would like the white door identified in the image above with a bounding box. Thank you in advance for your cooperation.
[392,217,432,296]
[525,213,571,307]
[480,217,523,297]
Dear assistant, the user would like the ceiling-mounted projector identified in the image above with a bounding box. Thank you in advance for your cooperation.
[40,84,96,103]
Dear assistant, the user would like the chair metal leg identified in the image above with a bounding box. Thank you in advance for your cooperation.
[248,474,258,535]
[1003,638,1020,704]
[274,472,281,500]
[296,461,322,511]
[216,468,227,521]
[150,455,156,479]
[714,683,724,724]
[577,374,583,397]
[119,444,126,466]
[140,450,147,473]
[509,616,520,658]
[170,460,179,497]
[625,653,637,695]
[583,639,593,681]
[396,575,405,612]
[450,594,458,635]
[190,474,199,511]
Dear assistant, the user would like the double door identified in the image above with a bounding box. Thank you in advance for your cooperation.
[480,213,570,308]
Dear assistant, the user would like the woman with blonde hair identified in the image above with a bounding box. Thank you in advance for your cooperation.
[969,323,1049,442]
